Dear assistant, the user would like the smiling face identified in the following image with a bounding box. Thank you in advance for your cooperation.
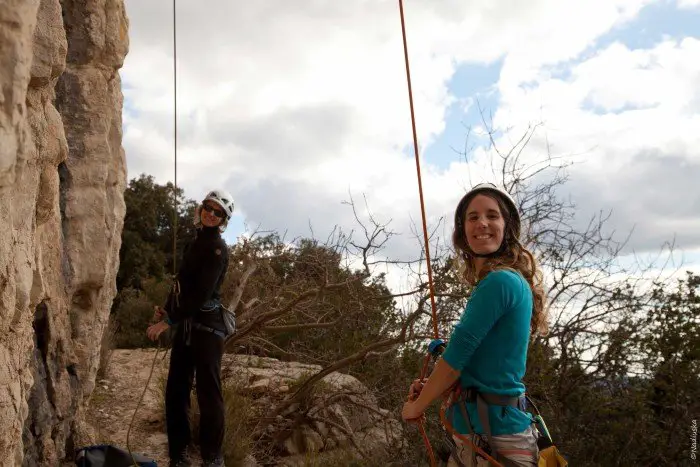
[201,201,225,228]
[463,194,506,256]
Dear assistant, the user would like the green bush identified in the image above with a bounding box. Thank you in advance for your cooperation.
[113,277,172,348]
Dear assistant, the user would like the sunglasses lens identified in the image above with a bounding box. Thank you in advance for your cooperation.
[203,204,225,218]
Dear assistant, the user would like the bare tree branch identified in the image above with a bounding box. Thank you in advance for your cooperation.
[227,261,257,312]
[262,320,340,333]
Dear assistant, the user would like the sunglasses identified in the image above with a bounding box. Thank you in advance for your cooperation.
[202,203,226,219]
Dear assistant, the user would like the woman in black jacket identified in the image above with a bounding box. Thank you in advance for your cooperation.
[147,189,235,467]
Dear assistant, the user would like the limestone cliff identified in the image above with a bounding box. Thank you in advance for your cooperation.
[0,0,128,464]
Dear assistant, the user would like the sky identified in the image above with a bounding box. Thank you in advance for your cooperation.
[120,0,700,287]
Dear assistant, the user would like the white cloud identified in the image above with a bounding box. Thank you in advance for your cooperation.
[573,40,700,113]
[120,0,698,278]
[489,37,700,253]
[677,0,700,9]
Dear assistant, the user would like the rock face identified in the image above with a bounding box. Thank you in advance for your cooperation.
[224,355,404,465]
[0,0,128,464]
[86,350,403,467]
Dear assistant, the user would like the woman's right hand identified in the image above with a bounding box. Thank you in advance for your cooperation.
[152,306,165,323]
[408,378,426,401]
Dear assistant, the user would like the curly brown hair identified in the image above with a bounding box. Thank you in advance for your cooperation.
[452,190,548,336]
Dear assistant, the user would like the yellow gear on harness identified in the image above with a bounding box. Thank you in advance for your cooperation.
[538,446,568,467]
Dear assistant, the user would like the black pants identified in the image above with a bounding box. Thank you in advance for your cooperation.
[166,324,225,461]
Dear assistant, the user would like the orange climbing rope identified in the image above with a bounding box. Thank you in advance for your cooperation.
[397,2,439,465]
[397,2,504,466]
[398,0,439,341]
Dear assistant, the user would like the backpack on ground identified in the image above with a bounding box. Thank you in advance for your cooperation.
[75,444,157,467]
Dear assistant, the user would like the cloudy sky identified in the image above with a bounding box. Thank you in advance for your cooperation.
[121,0,700,278]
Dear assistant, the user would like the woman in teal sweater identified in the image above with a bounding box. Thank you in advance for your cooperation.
[402,183,548,466]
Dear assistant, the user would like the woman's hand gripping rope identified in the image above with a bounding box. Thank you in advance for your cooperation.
[400,340,452,467]
[146,306,170,341]
[153,306,165,321]
[402,376,436,466]
[402,379,427,422]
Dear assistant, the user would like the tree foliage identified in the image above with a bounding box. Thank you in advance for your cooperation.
[112,135,699,465]
[113,174,197,346]
[118,174,197,291]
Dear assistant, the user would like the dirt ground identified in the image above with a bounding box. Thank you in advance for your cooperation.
[86,348,173,465]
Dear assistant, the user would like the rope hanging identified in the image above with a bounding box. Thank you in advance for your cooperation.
[398,2,503,466]
[172,0,178,275]
[397,1,439,465]
[398,0,439,342]
[126,2,178,465]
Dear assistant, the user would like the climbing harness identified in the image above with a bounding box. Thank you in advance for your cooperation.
[439,387,531,466]
[439,388,567,466]
[192,299,236,339]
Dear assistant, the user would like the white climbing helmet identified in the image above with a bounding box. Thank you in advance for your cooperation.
[203,189,235,219]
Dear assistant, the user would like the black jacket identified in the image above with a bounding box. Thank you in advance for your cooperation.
[165,226,229,324]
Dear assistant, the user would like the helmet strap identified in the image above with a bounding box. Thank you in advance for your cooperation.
[470,241,507,258]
